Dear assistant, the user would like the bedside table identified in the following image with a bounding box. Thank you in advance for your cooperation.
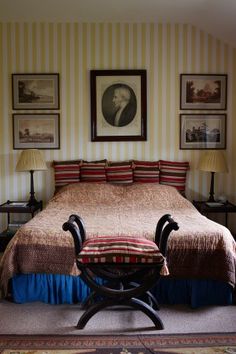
[192,200,236,229]
[0,200,43,252]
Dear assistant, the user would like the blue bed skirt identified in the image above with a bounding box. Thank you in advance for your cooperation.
[11,274,233,308]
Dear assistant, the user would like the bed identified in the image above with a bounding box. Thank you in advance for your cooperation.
[0,160,236,308]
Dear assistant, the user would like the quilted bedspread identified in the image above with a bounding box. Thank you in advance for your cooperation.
[0,182,236,293]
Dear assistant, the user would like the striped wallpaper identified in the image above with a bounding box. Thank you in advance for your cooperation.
[0,23,236,232]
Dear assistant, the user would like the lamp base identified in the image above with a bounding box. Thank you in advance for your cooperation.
[208,171,215,203]
[27,196,39,207]
[27,170,39,207]
[207,195,215,203]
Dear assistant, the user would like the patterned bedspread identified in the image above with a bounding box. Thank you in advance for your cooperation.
[0,182,236,293]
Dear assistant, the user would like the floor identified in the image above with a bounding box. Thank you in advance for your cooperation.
[0,299,235,335]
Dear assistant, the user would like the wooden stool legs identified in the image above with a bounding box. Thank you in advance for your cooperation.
[63,213,179,330]
[77,297,163,330]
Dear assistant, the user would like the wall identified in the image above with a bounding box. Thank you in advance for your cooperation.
[0,23,236,231]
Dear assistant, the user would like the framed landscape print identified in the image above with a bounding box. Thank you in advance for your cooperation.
[90,70,147,141]
[12,73,60,109]
[13,113,60,149]
[180,74,227,110]
[180,114,226,150]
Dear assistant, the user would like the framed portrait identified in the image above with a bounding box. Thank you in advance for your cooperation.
[13,113,60,150]
[180,114,226,150]
[12,73,60,110]
[90,70,147,141]
[180,74,227,110]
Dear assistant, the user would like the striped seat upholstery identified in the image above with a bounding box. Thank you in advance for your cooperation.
[77,235,166,265]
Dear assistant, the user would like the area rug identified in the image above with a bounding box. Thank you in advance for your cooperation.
[0,333,236,354]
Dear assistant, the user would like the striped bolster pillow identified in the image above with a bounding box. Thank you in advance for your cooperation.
[53,160,81,187]
[133,160,160,183]
[106,161,133,183]
[80,160,107,183]
[77,236,166,264]
[159,160,189,192]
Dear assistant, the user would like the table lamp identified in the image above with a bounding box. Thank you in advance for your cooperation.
[16,149,47,206]
[198,150,228,202]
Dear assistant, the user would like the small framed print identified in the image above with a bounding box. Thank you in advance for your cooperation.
[180,114,226,150]
[90,70,147,141]
[180,74,227,110]
[12,73,60,110]
[13,113,60,150]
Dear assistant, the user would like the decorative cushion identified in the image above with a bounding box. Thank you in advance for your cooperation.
[159,160,189,192]
[106,161,133,184]
[77,236,165,264]
[133,160,160,183]
[80,160,107,183]
[53,160,81,188]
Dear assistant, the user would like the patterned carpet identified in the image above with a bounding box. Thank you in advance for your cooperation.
[0,333,236,354]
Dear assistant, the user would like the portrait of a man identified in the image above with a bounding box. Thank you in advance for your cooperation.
[102,84,137,127]
[91,69,147,141]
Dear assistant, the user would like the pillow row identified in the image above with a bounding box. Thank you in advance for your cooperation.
[53,159,189,192]
[53,159,160,186]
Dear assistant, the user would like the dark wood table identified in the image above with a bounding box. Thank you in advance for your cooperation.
[0,200,43,252]
[192,200,236,229]
[0,200,43,224]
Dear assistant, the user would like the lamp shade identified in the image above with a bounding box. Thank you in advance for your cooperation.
[16,149,47,172]
[198,150,228,173]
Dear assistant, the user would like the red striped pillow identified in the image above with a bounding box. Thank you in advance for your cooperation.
[159,160,189,192]
[80,160,107,183]
[133,160,160,183]
[77,236,166,264]
[106,161,133,184]
[53,160,81,187]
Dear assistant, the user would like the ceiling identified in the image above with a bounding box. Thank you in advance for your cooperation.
[0,0,236,47]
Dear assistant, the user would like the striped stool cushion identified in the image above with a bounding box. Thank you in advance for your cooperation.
[106,161,133,184]
[133,160,160,183]
[80,160,107,183]
[77,236,166,264]
[159,160,189,192]
[53,160,81,188]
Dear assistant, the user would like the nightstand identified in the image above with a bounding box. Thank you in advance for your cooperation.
[0,200,43,252]
[192,200,236,229]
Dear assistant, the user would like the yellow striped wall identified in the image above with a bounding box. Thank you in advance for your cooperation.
[0,23,236,232]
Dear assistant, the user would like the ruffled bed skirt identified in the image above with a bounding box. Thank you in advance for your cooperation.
[11,274,233,309]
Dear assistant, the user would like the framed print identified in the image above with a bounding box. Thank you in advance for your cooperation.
[12,73,60,109]
[180,74,227,110]
[13,113,60,149]
[90,70,147,141]
[180,114,226,150]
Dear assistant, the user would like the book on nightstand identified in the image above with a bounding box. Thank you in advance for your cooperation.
[7,202,27,207]
[206,202,224,207]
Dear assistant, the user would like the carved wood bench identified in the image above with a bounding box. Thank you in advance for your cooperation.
[63,213,179,330]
